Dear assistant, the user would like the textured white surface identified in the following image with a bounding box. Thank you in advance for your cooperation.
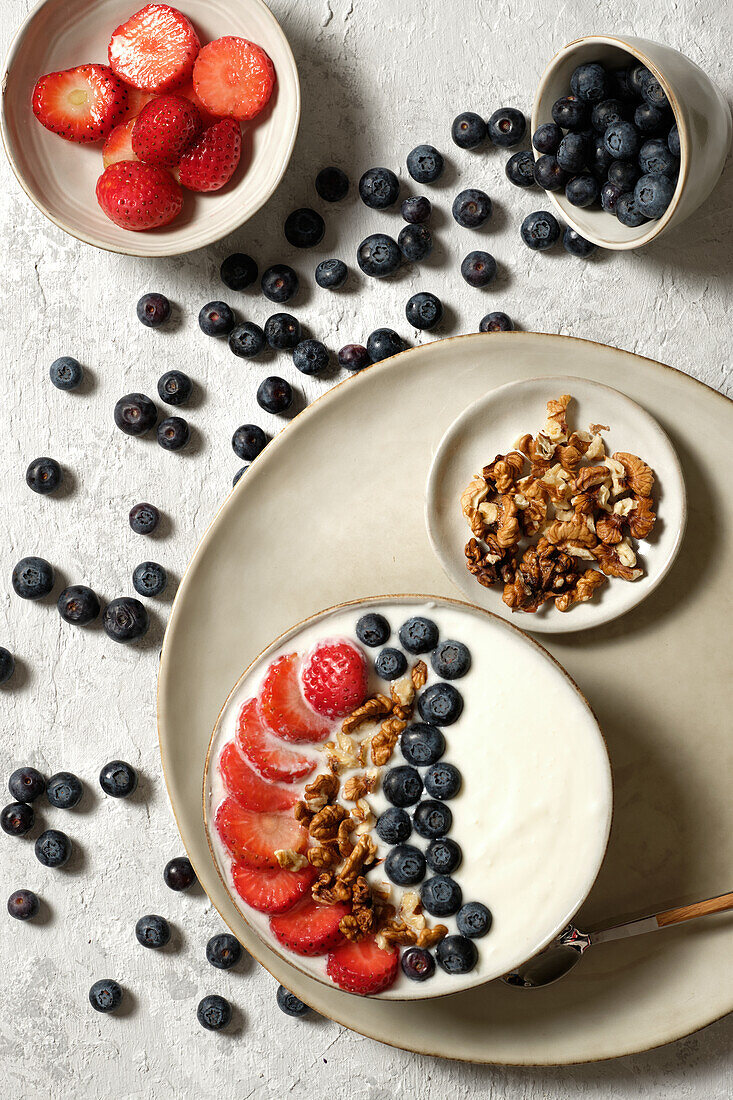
[0,0,731,1096]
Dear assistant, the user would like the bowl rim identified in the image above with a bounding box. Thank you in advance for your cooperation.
[0,0,301,257]
[201,592,614,1002]
[531,34,688,251]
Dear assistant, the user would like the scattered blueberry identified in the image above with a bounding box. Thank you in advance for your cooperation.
[293,340,330,375]
[206,932,242,968]
[9,767,45,803]
[26,456,62,495]
[114,393,157,436]
[601,180,623,213]
[358,167,400,209]
[99,759,138,797]
[366,328,406,362]
[451,111,487,149]
[228,321,265,359]
[591,99,626,133]
[479,311,513,333]
[457,901,492,938]
[383,765,423,807]
[639,137,678,177]
[277,985,310,1016]
[220,253,257,291]
[607,160,639,191]
[50,356,83,390]
[257,377,293,415]
[634,101,668,133]
[604,120,640,160]
[198,301,235,337]
[157,370,192,407]
[505,150,535,187]
[556,133,589,173]
[641,74,669,111]
[424,762,462,800]
[232,467,248,487]
[375,806,412,845]
[197,995,231,1031]
[487,107,526,147]
[406,144,444,183]
[338,344,371,372]
[12,557,54,600]
[89,978,123,1013]
[405,291,443,330]
[315,259,348,290]
[533,154,567,191]
[413,799,452,839]
[46,772,82,809]
[1,802,34,836]
[384,843,426,886]
[532,123,562,154]
[562,227,597,257]
[399,616,438,653]
[401,196,432,223]
[35,828,71,868]
[400,723,445,766]
[460,251,496,287]
[129,502,159,535]
[634,173,675,218]
[421,874,462,916]
[357,233,401,278]
[136,293,170,328]
[102,597,149,642]
[157,416,190,451]
[452,188,492,228]
[430,640,471,679]
[261,265,299,303]
[616,192,649,227]
[355,612,390,647]
[520,210,560,251]
[284,208,325,248]
[264,313,301,351]
[398,224,433,262]
[315,166,349,202]
[375,647,407,680]
[436,934,478,973]
[57,584,100,625]
[0,648,15,685]
[401,947,436,982]
[132,562,167,598]
[233,424,268,461]
[551,96,589,131]
[8,889,40,921]
[426,837,462,874]
[668,123,680,158]
[565,174,600,208]
[135,913,171,949]
[418,683,463,726]
[570,62,609,102]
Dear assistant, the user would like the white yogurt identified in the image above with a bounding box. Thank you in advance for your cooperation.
[206,597,612,999]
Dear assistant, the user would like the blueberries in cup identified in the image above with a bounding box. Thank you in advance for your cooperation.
[532,122,562,154]
[533,155,567,191]
[639,138,678,177]
[570,62,609,102]
[634,173,676,218]
[551,96,589,131]
[565,174,600,208]
[617,192,649,227]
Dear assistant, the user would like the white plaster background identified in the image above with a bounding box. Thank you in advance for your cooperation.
[1,0,731,1096]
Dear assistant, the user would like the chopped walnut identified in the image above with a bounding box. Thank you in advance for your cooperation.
[375,921,418,950]
[544,394,571,442]
[324,729,362,771]
[341,694,392,735]
[483,451,525,493]
[336,815,356,857]
[593,542,643,581]
[342,772,377,802]
[574,464,611,493]
[465,538,513,588]
[312,871,351,904]
[613,451,654,497]
[585,433,607,460]
[596,511,625,545]
[339,834,377,883]
[309,803,349,840]
[307,842,341,870]
[399,890,426,935]
[371,715,407,766]
[494,494,521,548]
[303,773,339,812]
[391,675,415,708]
[416,924,448,949]
[555,568,607,611]
[411,660,428,690]
[294,800,313,826]
[274,848,309,871]
[543,518,597,548]
[460,474,490,537]
[627,494,656,539]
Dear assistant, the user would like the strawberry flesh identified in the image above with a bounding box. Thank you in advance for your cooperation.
[270,898,350,956]
[177,119,241,192]
[32,64,128,144]
[218,740,298,813]
[301,639,369,719]
[132,93,202,167]
[193,36,275,122]
[231,862,316,914]
[259,654,331,743]
[236,698,316,783]
[108,4,200,93]
[214,796,307,869]
[102,119,138,168]
[96,161,182,230]
[326,936,400,995]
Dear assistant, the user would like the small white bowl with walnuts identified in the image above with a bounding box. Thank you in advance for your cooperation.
[426,377,686,634]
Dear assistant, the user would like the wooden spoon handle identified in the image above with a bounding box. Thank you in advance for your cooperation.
[656,891,733,927]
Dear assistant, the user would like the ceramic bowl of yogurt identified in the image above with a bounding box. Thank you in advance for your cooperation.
[203,595,613,999]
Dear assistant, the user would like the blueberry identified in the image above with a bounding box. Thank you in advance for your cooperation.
[399,616,438,653]
[46,772,82,809]
[505,150,535,188]
[634,173,675,218]
[639,138,678,178]
[129,502,159,535]
[293,340,329,375]
[533,155,567,191]
[413,799,452,839]
[424,762,462,800]
[103,597,149,643]
[9,767,45,803]
[163,855,195,891]
[456,901,492,938]
[601,180,623,213]
[366,328,406,362]
[315,259,348,290]
[136,293,170,328]
[668,124,680,158]
[384,843,426,886]
[591,133,614,175]
[401,196,432,223]
[89,979,123,1013]
[132,562,167,598]
[551,96,589,131]
[426,837,462,874]
[359,167,400,209]
[198,301,235,337]
[35,828,71,867]
[405,291,443,330]
[357,233,401,278]
[629,65,651,98]
[50,356,83,390]
[157,370,192,407]
[57,584,100,625]
[634,102,669,133]
[261,265,299,303]
[616,192,649,227]
[114,393,157,436]
[398,224,433,262]
[591,99,626,133]
[135,914,170,949]
[611,67,636,102]
[99,759,138,797]
[264,313,301,351]
[479,311,513,332]
[604,120,640,160]
[565,174,600,208]
[452,188,492,229]
[421,875,462,916]
[382,765,423,807]
[460,251,496,288]
[562,227,597,257]
[532,123,562,154]
[220,253,257,291]
[608,160,639,191]
[233,424,268,461]
[355,612,390,647]
[12,557,54,600]
[1,802,34,836]
[642,74,669,112]
[436,934,478,974]
[406,144,444,183]
[0,648,15,685]
[338,344,371,372]
[375,647,407,680]
[26,456,62,495]
[487,107,526,147]
[400,723,445,766]
[451,111,487,149]
[375,806,412,845]
[401,946,436,982]
[520,210,560,251]
[284,207,324,248]
[232,467,248,487]
[257,377,293,415]
[206,932,242,967]
[229,321,265,359]
[429,640,470,680]
[570,62,609,102]
[197,995,231,1031]
[315,166,349,202]
[157,416,190,451]
[8,889,40,921]
[556,133,589,173]
[418,683,463,726]
[277,985,310,1016]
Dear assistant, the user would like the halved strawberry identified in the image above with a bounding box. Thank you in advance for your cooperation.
[177,119,241,192]
[236,698,316,784]
[301,640,369,719]
[215,797,307,869]
[96,161,182,230]
[219,741,298,813]
[231,861,315,914]
[103,119,138,168]
[193,36,275,122]
[270,898,350,956]
[108,4,200,93]
[122,85,154,121]
[32,64,128,144]
[259,655,331,743]
[132,93,202,167]
[326,936,399,995]
[176,80,219,126]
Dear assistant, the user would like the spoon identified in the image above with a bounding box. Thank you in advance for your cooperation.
[502,890,733,988]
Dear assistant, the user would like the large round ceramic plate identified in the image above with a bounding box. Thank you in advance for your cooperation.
[158,332,733,1064]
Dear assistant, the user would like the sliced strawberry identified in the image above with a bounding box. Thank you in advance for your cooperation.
[176,80,219,126]
[259,655,331,743]
[270,898,350,956]
[326,936,399,995]
[177,119,241,192]
[301,639,369,719]
[231,862,316,914]
[132,93,202,167]
[122,85,154,121]
[102,119,138,168]
[235,698,316,784]
[193,36,275,122]
[215,797,307,869]
[96,161,182,230]
[108,4,200,93]
[219,741,298,813]
[32,64,128,144]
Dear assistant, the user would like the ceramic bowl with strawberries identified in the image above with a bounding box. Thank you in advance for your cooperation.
[1,0,300,255]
